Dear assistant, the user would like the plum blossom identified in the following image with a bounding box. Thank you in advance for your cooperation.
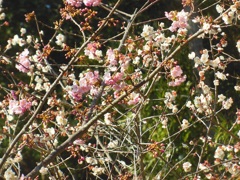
[222,12,234,24]
[222,97,233,110]
[170,65,183,78]
[9,99,32,115]
[68,71,99,101]
[165,10,189,32]
[181,119,189,130]
[183,162,192,172]
[127,92,141,105]
[66,0,82,7]
[168,65,186,87]
[56,111,68,125]
[215,71,227,80]
[216,4,224,14]
[83,0,101,7]
[214,146,225,160]
[107,140,118,148]
[39,167,48,175]
[104,113,113,125]
[236,40,240,53]
[84,42,102,60]
[15,49,31,73]
[106,48,117,66]
[103,72,123,87]
[141,25,155,40]
[92,166,105,176]
[55,33,65,47]
[4,168,18,180]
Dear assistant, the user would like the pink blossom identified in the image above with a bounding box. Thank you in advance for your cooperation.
[165,10,188,32]
[106,48,117,66]
[66,0,82,7]
[69,71,99,101]
[128,92,141,105]
[168,75,186,87]
[83,0,101,7]
[170,65,183,78]
[15,49,31,73]
[68,85,83,101]
[9,99,32,115]
[73,139,86,145]
[168,65,186,86]
[84,42,102,60]
[103,72,123,86]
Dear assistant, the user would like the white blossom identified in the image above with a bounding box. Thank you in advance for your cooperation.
[215,71,227,80]
[107,140,118,148]
[141,25,154,40]
[92,166,105,176]
[222,97,233,110]
[181,119,190,130]
[188,52,195,60]
[214,146,225,160]
[4,168,18,180]
[39,167,48,175]
[216,4,224,14]
[55,33,65,47]
[183,162,192,172]
[236,40,240,53]
[56,111,67,126]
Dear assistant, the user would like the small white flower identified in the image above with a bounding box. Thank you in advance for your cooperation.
[56,114,67,126]
[238,130,240,138]
[181,119,190,130]
[183,162,192,172]
[198,163,209,172]
[55,33,65,47]
[216,4,224,13]
[236,40,240,53]
[188,52,196,60]
[203,22,211,32]
[86,157,97,165]
[213,80,219,86]
[215,71,227,80]
[92,166,105,176]
[217,94,226,103]
[39,167,48,175]
[107,140,118,149]
[222,97,233,110]
[141,25,154,40]
[0,12,5,20]
[20,28,27,36]
[214,146,225,160]
[4,168,18,180]
[104,113,113,125]
[234,85,240,91]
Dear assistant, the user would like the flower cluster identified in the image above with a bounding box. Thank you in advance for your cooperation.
[84,42,102,61]
[15,49,31,73]
[8,99,32,115]
[165,10,189,32]
[67,70,99,101]
[66,0,101,7]
[168,65,186,87]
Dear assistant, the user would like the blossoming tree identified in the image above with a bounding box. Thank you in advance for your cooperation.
[0,0,239,179]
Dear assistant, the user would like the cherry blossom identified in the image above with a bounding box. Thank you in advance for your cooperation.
[182,162,192,172]
[8,99,32,115]
[15,49,31,73]
[66,0,82,7]
[165,10,189,32]
[83,0,101,7]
